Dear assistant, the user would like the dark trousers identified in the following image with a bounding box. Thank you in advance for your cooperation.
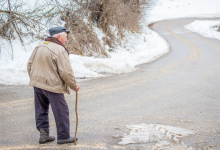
[34,87,70,140]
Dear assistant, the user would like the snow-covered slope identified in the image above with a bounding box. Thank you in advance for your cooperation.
[1,0,220,85]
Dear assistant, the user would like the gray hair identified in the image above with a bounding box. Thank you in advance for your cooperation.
[52,32,66,38]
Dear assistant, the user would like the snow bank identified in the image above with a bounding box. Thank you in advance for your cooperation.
[70,27,169,76]
[184,20,220,40]
[0,28,169,85]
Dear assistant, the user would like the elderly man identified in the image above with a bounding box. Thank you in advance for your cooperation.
[27,27,79,144]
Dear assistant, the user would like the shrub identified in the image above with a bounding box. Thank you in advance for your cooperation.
[64,0,147,57]
[64,11,107,57]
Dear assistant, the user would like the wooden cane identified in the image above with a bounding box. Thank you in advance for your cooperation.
[74,91,78,145]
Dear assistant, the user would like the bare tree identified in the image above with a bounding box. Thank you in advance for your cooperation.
[0,0,66,59]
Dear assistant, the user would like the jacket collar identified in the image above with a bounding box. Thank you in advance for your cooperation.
[45,37,69,55]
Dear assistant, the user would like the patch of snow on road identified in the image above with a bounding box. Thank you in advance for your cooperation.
[184,20,220,41]
[118,124,195,150]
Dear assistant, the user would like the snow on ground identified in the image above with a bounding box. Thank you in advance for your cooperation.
[1,0,220,85]
[184,20,220,40]
[0,28,168,85]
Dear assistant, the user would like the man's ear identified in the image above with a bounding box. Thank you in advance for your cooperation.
[57,34,61,39]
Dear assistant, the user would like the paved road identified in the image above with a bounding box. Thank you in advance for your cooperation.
[1,18,220,149]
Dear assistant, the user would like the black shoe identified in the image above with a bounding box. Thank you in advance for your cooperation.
[57,137,78,144]
[39,129,55,144]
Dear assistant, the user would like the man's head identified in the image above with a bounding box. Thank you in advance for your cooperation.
[49,27,70,45]
[52,32,67,45]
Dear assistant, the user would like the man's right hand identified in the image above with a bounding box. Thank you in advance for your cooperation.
[74,84,80,92]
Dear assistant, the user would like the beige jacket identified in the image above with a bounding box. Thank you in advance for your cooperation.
[27,41,77,94]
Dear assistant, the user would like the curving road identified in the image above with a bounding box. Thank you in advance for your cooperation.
[0,18,220,149]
